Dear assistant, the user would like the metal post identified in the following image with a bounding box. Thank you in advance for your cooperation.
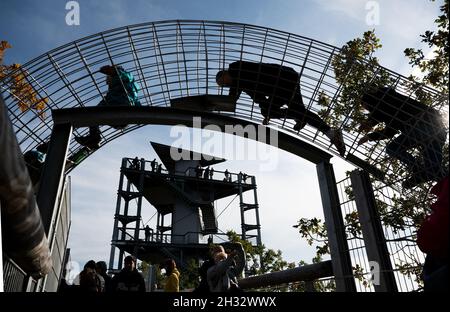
[316,161,356,292]
[117,178,133,270]
[156,212,161,241]
[238,175,247,241]
[37,123,72,235]
[133,158,145,243]
[108,158,127,272]
[350,170,398,292]
[252,176,262,246]
[23,276,35,292]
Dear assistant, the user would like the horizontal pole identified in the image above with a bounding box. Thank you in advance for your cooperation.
[52,106,332,165]
[238,260,333,289]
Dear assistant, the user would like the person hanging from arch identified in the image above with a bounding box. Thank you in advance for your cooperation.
[74,65,141,149]
[356,86,447,188]
[216,61,346,156]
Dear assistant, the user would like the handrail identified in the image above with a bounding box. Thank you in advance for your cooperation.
[2,256,27,292]
[116,227,251,245]
[122,157,255,184]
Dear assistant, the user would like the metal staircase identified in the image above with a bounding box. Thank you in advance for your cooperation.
[238,175,262,246]
[200,204,218,234]
[109,156,264,278]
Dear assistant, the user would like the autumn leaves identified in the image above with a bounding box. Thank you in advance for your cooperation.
[0,41,48,120]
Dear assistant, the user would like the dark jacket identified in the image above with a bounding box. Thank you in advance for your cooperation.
[206,245,245,292]
[100,273,113,293]
[362,87,444,140]
[111,269,146,292]
[194,258,215,292]
[79,270,103,292]
[227,61,303,109]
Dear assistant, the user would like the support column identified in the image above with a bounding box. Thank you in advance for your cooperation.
[316,161,356,292]
[23,275,36,292]
[109,158,127,272]
[350,170,398,292]
[238,175,247,241]
[37,123,72,235]
[133,158,145,243]
[252,176,262,246]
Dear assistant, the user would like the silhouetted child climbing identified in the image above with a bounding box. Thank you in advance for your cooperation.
[216,61,346,156]
[357,87,447,188]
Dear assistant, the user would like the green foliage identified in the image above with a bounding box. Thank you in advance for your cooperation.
[137,260,165,290]
[352,264,370,288]
[320,30,392,130]
[397,260,424,286]
[179,258,201,290]
[0,41,48,119]
[293,218,327,246]
[404,0,449,93]
[344,211,362,238]
[137,261,149,273]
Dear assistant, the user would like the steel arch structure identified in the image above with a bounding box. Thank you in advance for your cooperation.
[1,20,448,186]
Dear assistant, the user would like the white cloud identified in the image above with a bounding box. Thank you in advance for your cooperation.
[313,0,436,41]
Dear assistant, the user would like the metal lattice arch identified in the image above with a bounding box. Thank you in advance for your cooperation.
[1,19,449,293]
[1,20,448,183]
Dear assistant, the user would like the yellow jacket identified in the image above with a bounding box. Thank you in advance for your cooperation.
[164,268,180,292]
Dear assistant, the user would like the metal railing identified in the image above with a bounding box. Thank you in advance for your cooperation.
[115,227,256,245]
[122,157,255,185]
[0,20,446,189]
[2,256,27,292]
[336,176,425,292]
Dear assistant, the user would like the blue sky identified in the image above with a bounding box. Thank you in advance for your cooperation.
[1,0,441,275]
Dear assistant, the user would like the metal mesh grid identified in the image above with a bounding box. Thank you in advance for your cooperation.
[337,176,425,292]
[1,20,447,187]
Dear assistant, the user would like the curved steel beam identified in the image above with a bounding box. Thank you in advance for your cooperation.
[238,260,333,289]
[52,106,332,165]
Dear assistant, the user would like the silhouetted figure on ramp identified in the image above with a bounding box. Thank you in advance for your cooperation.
[357,87,447,188]
[216,61,345,156]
